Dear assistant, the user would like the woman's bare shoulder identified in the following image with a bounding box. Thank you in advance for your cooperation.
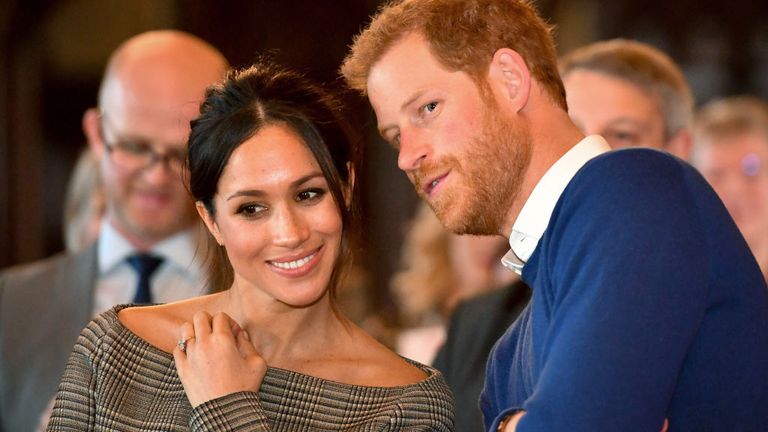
[342,327,430,387]
[117,294,218,353]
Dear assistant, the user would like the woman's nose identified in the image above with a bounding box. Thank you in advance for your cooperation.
[271,206,309,248]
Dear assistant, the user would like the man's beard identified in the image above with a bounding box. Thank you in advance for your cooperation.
[418,104,532,235]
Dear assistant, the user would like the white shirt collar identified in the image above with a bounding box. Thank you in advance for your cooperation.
[502,135,611,274]
[97,219,204,279]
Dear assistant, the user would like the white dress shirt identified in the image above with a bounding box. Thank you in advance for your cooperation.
[502,135,611,274]
[92,220,208,316]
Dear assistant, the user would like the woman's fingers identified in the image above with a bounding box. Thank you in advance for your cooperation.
[192,311,213,342]
[173,321,196,390]
[179,321,195,342]
[172,312,267,408]
[211,311,235,336]
[174,321,196,359]
[236,329,258,357]
[228,314,242,335]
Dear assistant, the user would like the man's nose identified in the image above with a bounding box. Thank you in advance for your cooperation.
[397,129,430,173]
[141,156,179,183]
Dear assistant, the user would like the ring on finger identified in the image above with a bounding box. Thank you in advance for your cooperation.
[178,335,195,353]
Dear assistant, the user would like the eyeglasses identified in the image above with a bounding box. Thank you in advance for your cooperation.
[98,113,187,174]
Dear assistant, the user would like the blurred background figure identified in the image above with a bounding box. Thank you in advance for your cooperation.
[390,202,516,365]
[0,30,228,432]
[560,38,694,158]
[433,276,530,432]
[434,38,696,432]
[691,95,768,281]
[62,148,105,253]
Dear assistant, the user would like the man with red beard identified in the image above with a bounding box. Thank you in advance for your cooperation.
[341,0,768,431]
[0,30,228,431]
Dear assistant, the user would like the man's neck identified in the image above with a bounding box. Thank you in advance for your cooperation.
[501,108,586,237]
[107,218,186,252]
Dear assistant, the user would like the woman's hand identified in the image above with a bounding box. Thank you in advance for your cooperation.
[173,311,267,408]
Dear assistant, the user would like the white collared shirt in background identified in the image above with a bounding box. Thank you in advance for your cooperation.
[93,220,208,316]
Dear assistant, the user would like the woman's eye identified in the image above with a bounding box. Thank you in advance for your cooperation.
[297,188,325,202]
[237,203,265,216]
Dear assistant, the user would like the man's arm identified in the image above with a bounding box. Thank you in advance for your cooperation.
[501,413,668,432]
[500,152,711,430]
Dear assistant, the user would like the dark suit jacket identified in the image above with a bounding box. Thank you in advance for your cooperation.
[0,245,97,432]
[433,280,531,432]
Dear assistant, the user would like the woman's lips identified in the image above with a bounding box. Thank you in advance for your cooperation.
[267,246,323,277]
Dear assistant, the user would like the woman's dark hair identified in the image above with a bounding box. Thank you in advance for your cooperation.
[187,61,362,302]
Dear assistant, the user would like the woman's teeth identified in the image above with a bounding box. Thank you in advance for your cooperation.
[272,253,315,270]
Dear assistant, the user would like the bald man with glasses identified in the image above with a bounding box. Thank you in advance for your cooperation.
[0,30,228,431]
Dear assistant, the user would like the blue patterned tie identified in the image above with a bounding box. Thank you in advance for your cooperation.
[126,254,164,304]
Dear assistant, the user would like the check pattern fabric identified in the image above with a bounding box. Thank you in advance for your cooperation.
[47,305,454,431]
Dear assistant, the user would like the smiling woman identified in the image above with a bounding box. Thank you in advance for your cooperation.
[196,125,345,309]
[47,62,454,431]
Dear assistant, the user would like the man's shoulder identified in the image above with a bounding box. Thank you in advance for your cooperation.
[1,252,69,280]
[584,148,689,178]
[563,148,706,207]
[1,247,94,284]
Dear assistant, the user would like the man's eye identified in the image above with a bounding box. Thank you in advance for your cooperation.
[119,141,152,155]
[605,130,640,149]
[423,101,438,114]
[614,131,636,141]
[169,149,188,164]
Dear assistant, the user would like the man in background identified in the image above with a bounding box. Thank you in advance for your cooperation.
[691,95,768,281]
[433,38,696,432]
[0,30,228,431]
[560,38,693,159]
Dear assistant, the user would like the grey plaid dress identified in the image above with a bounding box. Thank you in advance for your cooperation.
[46,306,454,431]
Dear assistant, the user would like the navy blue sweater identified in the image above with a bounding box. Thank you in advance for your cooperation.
[481,149,768,431]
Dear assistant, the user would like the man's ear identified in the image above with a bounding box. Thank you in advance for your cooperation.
[196,201,224,246]
[487,48,531,113]
[666,128,693,160]
[83,108,106,157]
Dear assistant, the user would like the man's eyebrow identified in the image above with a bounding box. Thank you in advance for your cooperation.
[377,90,427,137]
[400,89,426,113]
[606,118,647,128]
